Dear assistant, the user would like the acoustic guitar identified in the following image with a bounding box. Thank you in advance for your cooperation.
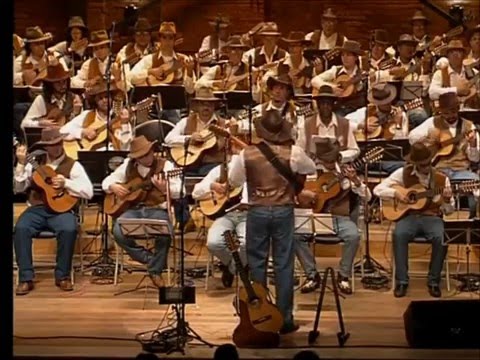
[305,147,384,213]
[146,56,193,86]
[26,150,79,213]
[224,230,282,348]
[429,128,477,165]
[104,168,183,218]
[168,126,218,167]
[381,180,480,221]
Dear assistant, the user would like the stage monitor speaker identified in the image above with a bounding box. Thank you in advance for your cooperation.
[403,299,480,349]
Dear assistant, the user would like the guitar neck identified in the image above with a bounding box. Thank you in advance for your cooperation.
[231,250,257,301]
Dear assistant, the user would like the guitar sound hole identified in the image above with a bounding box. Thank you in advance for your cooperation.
[45,177,53,185]
[407,192,417,203]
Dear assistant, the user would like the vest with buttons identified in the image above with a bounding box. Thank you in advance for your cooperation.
[253,47,287,68]
[333,66,367,110]
[309,30,345,50]
[151,50,188,85]
[213,62,249,90]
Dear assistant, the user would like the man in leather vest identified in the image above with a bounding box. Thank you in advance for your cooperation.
[228,110,316,334]
[305,8,347,51]
[13,128,93,295]
[102,136,181,288]
[374,142,453,298]
[242,22,287,68]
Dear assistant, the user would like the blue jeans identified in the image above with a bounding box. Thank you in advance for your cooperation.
[207,211,247,273]
[294,237,318,279]
[246,205,295,327]
[112,207,172,275]
[439,168,479,218]
[333,215,361,278]
[158,109,181,124]
[393,215,447,286]
[14,205,77,282]
[407,107,429,128]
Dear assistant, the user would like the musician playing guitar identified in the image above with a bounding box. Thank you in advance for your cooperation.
[101,136,181,288]
[409,92,479,218]
[368,29,394,71]
[228,110,316,334]
[465,25,480,68]
[13,128,94,295]
[373,143,454,298]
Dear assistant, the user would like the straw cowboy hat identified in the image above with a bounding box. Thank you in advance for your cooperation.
[208,14,231,29]
[43,63,70,82]
[371,29,390,46]
[314,137,341,163]
[191,87,221,102]
[322,8,338,20]
[368,83,397,106]
[266,73,294,95]
[257,22,282,36]
[444,39,467,53]
[397,34,419,46]
[404,142,433,165]
[410,9,430,23]
[13,34,24,54]
[24,26,53,43]
[88,30,111,47]
[281,31,311,46]
[337,40,364,56]
[129,135,157,159]
[254,109,293,144]
[312,85,337,100]
[68,16,87,29]
[134,17,154,32]
[35,128,65,146]
[223,35,250,51]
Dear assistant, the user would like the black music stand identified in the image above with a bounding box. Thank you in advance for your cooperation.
[134,119,175,155]
[131,85,188,110]
[23,127,44,152]
[213,90,253,111]
[14,86,42,104]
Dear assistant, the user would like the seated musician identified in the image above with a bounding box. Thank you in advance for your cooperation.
[48,16,90,75]
[13,128,94,295]
[464,24,480,68]
[191,144,247,288]
[311,40,367,116]
[373,143,453,298]
[409,92,479,218]
[368,29,394,71]
[60,81,132,152]
[304,85,360,163]
[198,15,231,55]
[71,30,123,91]
[102,136,180,288]
[13,33,25,59]
[305,8,348,51]
[228,110,317,334]
[242,22,287,67]
[429,40,479,110]
[164,87,226,176]
[21,63,83,129]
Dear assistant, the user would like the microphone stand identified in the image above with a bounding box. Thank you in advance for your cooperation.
[247,55,253,144]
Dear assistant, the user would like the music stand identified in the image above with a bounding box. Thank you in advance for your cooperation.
[131,85,187,109]
[23,126,43,152]
[399,81,423,101]
[213,90,253,110]
[14,86,42,104]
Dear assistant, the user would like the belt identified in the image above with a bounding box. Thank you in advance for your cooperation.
[236,203,250,212]
[254,189,277,198]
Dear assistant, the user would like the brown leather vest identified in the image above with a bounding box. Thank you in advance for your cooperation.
[310,30,345,49]
[28,156,76,208]
[253,47,287,68]
[244,142,295,206]
[82,110,98,127]
[151,50,187,85]
[402,164,447,216]
[305,114,350,154]
[213,62,249,90]
[42,92,75,124]
[125,155,167,207]
[277,59,314,94]
[184,114,226,164]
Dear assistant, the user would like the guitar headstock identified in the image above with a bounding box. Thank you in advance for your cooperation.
[209,124,231,138]
[378,58,396,70]
[362,146,384,164]
[457,180,480,193]
[223,230,240,253]
[236,109,261,122]
[296,104,316,118]
[135,95,157,112]
[166,168,183,178]
[324,47,340,61]
[403,98,424,111]
[445,25,464,40]
[196,49,214,62]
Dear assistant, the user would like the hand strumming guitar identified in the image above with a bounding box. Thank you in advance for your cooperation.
[210,182,228,195]
[38,119,58,127]
[82,128,97,141]
[190,132,205,144]
[343,165,361,187]
[394,190,412,204]
[151,173,167,193]
[389,67,408,79]
[466,130,477,147]
[16,144,27,165]
[296,189,317,208]
[333,86,345,97]
[442,186,453,201]
[109,183,130,197]
[148,67,165,80]
[456,80,471,97]
[359,117,379,133]
[52,174,66,189]
[312,58,324,75]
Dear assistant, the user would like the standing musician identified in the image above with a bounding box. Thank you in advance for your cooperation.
[465,24,480,67]
[299,138,372,294]
[228,109,316,334]
[409,92,479,218]
[311,40,367,116]
[21,63,83,129]
[373,143,453,298]
[305,8,348,51]
[13,128,94,295]
[304,85,360,163]
[102,136,181,288]
[242,22,287,67]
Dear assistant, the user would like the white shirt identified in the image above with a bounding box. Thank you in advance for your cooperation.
[228,144,316,188]
[429,64,478,101]
[164,114,219,146]
[101,157,182,208]
[311,65,364,93]
[375,58,430,92]
[71,56,114,89]
[14,154,94,200]
[305,31,348,50]
[199,35,228,53]
[48,40,88,71]
[14,52,69,86]
[115,43,153,90]
[345,106,409,139]
[408,116,480,163]
[242,45,282,65]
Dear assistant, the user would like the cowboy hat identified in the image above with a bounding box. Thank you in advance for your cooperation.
[257,22,281,36]
[313,137,341,163]
[322,8,338,20]
[191,87,221,102]
[85,81,122,97]
[134,17,154,32]
[254,109,293,144]
[129,135,157,159]
[88,30,111,47]
[371,29,389,46]
[266,73,294,95]
[368,83,397,106]
[24,26,53,43]
[410,9,430,23]
[312,85,337,99]
[337,40,364,56]
[223,35,250,51]
[438,92,460,110]
[35,127,65,146]
[43,63,70,82]
[68,16,87,29]
[404,142,433,165]
[397,34,419,46]
[444,39,467,53]
[158,21,181,38]
[208,15,231,29]
[281,31,311,46]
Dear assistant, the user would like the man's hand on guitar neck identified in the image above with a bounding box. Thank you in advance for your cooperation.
[296,189,317,208]
[389,67,408,79]
[210,182,228,195]
[151,173,167,193]
[456,80,472,97]
[52,174,66,189]
[342,165,361,187]
[109,183,130,197]
[190,132,205,144]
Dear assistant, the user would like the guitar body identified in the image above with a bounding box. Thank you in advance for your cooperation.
[381,184,429,221]
[63,140,83,160]
[354,125,382,141]
[169,133,217,167]
[238,282,284,333]
[147,72,175,86]
[304,173,341,213]
[430,131,456,164]
[335,74,356,98]
[198,186,243,218]
[103,178,146,218]
[32,166,79,213]
[232,300,280,348]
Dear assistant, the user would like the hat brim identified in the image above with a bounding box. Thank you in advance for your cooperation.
[43,74,71,82]
[322,15,338,20]
[266,77,294,92]
[254,117,293,144]
[398,40,419,46]
[257,31,282,37]
[223,44,250,51]
[192,96,222,102]
[411,17,430,23]
[129,140,157,159]
[88,39,111,47]
[35,136,65,146]
[282,38,312,46]
[25,35,52,43]
[403,152,433,165]
[68,23,87,29]
[368,85,397,106]
[208,21,230,28]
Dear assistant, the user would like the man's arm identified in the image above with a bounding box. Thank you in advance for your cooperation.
[373,167,404,199]
[65,162,94,199]
[164,117,189,145]
[228,150,247,187]
[60,110,89,140]
[101,158,128,193]
[192,165,221,200]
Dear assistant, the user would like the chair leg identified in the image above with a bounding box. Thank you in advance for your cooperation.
[445,255,450,292]
[391,242,396,292]
[205,254,212,291]
[114,243,120,286]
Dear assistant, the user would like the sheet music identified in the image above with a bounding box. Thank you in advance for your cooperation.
[294,208,336,235]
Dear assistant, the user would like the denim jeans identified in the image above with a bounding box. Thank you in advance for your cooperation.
[207,210,247,273]
[112,207,172,275]
[407,107,429,128]
[246,205,295,327]
[158,109,181,124]
[439,168,479,218]
[332,215,361,278]
[393,214,447,286]
[14,205,77,282]
[294,237,318,279]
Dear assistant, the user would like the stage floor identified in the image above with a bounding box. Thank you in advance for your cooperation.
[13,265,480,360]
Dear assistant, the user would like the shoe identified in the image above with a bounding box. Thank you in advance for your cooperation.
[300,273,321,294]
[55,279,74,291]
[220,265,234,288]
[428,285,441,298]
[15,281,34,295]
[336,274,352,295]
[149,273,164,288]
[279,322,300,335]
[394,284,408,298]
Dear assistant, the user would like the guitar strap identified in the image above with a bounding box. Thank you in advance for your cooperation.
[255,142,304,195]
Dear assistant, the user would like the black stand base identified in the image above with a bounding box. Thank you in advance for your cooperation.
[354,254,387,274]
[83,250,116,285]
[454,273,480,292]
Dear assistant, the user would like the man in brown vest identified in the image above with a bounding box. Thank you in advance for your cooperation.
[465,24,480,68]
[409,92,479,218]
[368,29,393,71]
[373,143,453,298]
[13,128,94,295]
[198,15,231,55]
[242,22,287,67]
[102,135,180,288]
[305,8,347,51]
[228,110,316,334]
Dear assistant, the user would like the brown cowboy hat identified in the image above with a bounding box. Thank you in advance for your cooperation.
[223,35,250,51]
[438,92,460,110]
[43,63,70,82]
[129,135,157,159]
[158,21,181,38]
[322,8,338,20]
[85,81,122,97]
[266,73,294,95]
[191,87,221,102]
[314,137,341,163]
[397,34,419,46]
[281,31,311,46]
[134,17,154,32]
[312,85,337,100]
[371,29,390,46]
[368,83,397,106]
[88,30,111,47]
[337,40,364,56]
[444,39,467,53]
[24,26,53,43]
[254,109,293,144]
[35,127,65,146]
[410,9,430,24]
[404,142,433,165]
[257,22,282,37]
[208,15,231,29]
[68,16,87,29]
[13,34,24,53]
